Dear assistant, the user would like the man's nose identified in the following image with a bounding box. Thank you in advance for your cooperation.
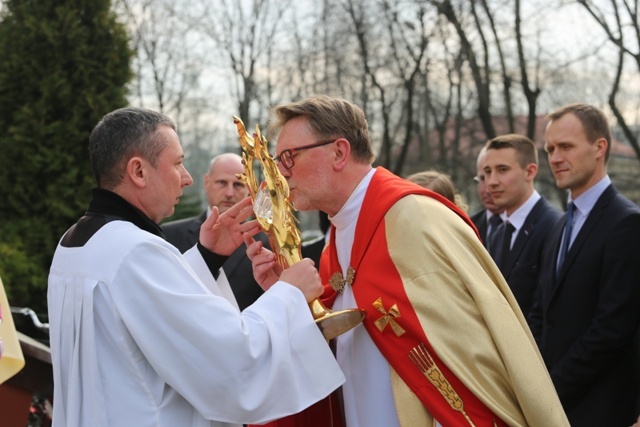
[182,167,193,186]
[277,162,291,178]
[548,150,562,164]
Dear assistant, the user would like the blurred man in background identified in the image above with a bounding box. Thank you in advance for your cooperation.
[163,152,269,310]
[470,146,504,247]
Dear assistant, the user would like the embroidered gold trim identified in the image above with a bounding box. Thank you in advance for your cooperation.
[372,297,405,336]
[329,266,355,293]
[408,343,475,427]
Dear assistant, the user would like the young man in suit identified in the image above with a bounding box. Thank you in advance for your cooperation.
[470,146,504,247]
[163,152,269,310]
[482,134,562,318]
[530,103,640,426]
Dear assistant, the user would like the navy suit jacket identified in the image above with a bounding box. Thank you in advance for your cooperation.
[529,185,640,426]
[301,235,326,266]
[470,209,488,245]
[491,198,562,318]
[162,211,269,311]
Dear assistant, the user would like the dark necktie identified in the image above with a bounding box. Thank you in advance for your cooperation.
[487,214,503,248]
[500,221,515,269]
[488,222,503,260]
[557,202,575,273]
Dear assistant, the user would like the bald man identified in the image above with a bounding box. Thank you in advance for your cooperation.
[163,153,269,310]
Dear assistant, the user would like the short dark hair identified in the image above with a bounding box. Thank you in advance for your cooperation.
[269,95,375,164]
[89,107,176,189]
[546,103,612,162]
[486,133,538,167]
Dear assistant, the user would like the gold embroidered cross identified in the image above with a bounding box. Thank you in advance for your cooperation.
[329,266,355,293]
[372,297,405,336]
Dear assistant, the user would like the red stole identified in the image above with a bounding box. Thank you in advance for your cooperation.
[321,168,505,426]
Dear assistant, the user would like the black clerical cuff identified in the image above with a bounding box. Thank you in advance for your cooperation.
[196,242,229,279]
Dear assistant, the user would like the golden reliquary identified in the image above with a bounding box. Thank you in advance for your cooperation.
[233,116,365,340]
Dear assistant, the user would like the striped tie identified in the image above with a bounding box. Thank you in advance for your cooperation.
[557,202,575,273]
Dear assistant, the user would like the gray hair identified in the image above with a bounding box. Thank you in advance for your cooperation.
[269,95,375,164]
[89,107,176,188]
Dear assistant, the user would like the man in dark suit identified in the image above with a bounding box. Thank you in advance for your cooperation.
[163,152,269,310]
[470,146,503,247]
[482,134,562,318]
[301,211,330,266]
[530,103,640,426]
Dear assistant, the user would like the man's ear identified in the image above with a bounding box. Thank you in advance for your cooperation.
[127,156,147,188]
[594,137,608,161]
[525,162,538,182]
[334,138,351,171]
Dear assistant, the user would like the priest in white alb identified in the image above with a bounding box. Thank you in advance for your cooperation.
[47,107,345,427]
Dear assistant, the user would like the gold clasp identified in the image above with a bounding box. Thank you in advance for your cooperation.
[329,266,355,293]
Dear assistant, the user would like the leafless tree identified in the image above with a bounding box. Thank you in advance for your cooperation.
[478,0,515,133]
[114,0,639,211]
[185,0,293,126]
[428,0,497,139]
[577,0,640,163]
[340,0,395,168]
[116,0,204,127]
[378,1,432,176]
[515,0,542,139]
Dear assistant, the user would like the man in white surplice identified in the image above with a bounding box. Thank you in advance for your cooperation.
[47,107,344,427]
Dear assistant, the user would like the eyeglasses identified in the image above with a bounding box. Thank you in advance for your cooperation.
[273,139,337,170]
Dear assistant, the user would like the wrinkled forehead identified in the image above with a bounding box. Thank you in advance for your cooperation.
[275,116,315,150]
[546,113,585,136]
[211,157,244,176]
